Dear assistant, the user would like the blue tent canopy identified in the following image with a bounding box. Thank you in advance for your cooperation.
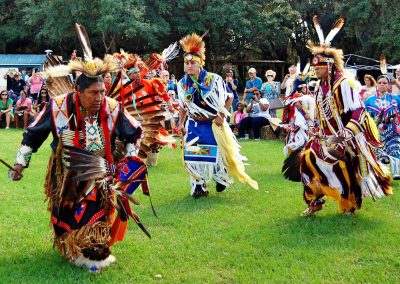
[0,54,47,70]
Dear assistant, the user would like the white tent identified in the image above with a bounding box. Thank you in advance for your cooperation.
[388,64,400,70]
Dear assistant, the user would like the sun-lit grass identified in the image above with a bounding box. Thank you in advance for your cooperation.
[0,129,400,283]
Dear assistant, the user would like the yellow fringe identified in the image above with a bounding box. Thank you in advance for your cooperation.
[212,121,259,190]
[306,180,358,213]
[53,221,111,260]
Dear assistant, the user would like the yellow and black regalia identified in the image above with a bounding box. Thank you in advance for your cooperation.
[283,17,392,215]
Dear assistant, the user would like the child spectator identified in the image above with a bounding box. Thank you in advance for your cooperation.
[232,102,247,134]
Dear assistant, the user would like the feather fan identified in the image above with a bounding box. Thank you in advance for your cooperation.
[161,42,180,62]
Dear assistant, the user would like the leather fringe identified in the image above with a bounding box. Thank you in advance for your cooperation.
[53,221,111,260]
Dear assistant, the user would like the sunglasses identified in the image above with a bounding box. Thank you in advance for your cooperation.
[40,91,47,94]
[1,93,7,96]
[266,75,274,77]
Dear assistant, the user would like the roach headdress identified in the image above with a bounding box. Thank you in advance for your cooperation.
[180,33,206,67]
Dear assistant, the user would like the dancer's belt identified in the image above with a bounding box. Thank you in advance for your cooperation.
[190,115,215,122]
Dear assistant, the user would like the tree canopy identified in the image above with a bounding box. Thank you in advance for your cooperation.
[1,0,399,69]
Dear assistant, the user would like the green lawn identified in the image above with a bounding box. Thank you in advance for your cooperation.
[0,129,399,283]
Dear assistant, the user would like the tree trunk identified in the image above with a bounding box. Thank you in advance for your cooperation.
[102,32,116,54]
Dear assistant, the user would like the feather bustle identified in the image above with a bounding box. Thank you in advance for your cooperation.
[282,148,304,182]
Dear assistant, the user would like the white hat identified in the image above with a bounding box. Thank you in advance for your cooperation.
[248,67,256,73]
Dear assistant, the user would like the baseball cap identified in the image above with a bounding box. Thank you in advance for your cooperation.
[248,67,256,73]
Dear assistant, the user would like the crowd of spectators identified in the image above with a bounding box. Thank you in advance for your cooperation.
[3,64,400,136]
[1,68,46,129]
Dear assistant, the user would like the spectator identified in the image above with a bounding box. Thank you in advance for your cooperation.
[0,90,13,129]
[261,69,280,117]
[243,67,262,104]
[103,72,112,92]
[225,69,239,111]
[281,64,297,97]
[169,74,178,94]
[231,101,247,134]
[41,82,48,91]
[11,72,27,99]
[29,68,43,104]
[14,90,33,129]
[34,89,50,117]
[167,89,178,101]
[71,49,77,60]
[3,69,16,91]
[170,74,177,84]
[162,70,178,94]
[364,75,400,178]
[238,92,270,140]
[360,74,376,101]
[26,73,31,90]
[145,70,157,79]
[391,67,400,95]
[21,69,30,88]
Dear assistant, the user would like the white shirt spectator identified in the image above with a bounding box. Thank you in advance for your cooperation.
[252,98,271,119]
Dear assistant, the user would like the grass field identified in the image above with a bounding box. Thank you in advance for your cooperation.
[0,129,400,283]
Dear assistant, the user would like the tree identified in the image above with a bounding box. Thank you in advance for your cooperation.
[2,0,399,67]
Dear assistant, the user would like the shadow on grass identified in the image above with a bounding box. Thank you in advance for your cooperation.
[254,212,383,250]
[0,249,101,282]
[149,190,236,217]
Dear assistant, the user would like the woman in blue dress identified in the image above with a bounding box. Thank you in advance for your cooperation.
[364,75,400,179]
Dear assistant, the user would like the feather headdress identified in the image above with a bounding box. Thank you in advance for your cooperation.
[45,23,117,80]
[291,57,311,96]
[144,42,180,72]
[307,16,345,72]
[180,33,206,66]
[116,50,142,71]
[295,56,311,79]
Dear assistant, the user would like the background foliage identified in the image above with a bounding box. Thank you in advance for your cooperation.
[0,0,399,68]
